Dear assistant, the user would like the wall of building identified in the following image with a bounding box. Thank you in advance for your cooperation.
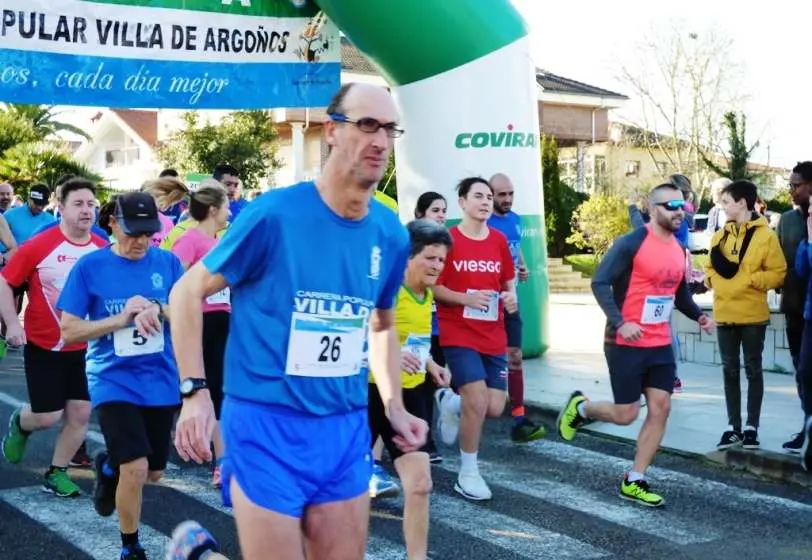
[541,104,610,142]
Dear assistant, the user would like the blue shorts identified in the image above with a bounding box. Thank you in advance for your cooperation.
[443,346,508,391]
[219,396,371,518]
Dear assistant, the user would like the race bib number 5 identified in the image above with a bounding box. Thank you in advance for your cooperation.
[113,327,165,357]
[285,313,366,377]
[640,295,674,325]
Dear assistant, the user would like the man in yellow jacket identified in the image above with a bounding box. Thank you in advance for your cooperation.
[706,180,786,452]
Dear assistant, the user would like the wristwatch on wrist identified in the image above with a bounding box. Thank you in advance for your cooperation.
[149,298,165,320]
[180,378,208,398]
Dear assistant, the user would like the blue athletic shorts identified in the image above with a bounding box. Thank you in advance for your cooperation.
[443,346,508,391]
[219,396,371,518]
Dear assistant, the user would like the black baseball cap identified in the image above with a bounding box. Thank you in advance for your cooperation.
[114,192,162,236]
[28,184,50,206]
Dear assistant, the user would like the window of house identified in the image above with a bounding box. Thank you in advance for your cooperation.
[594,156,607,189]
[656,161,668,175]
[104,147,141,168]
[625,160,641,177]
[558,158,578,189]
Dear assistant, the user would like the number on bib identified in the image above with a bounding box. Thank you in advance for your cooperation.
[113,327,165,357]
[640,295,675,325]
[206,288,231,306]
[285,312,366,378]
[462,290,499,322]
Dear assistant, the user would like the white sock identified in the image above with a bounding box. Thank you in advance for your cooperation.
[627,471,645,482]
[744,425,756,433]
[460,450,478,473]
[576,401,587,419]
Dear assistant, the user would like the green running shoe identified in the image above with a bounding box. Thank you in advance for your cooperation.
[510,418,547,443]
[619,476,664,508]
[2,407,29,464]
[557,391,587,441]
[43,468,81,498]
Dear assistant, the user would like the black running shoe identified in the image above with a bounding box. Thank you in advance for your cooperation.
[69,442,92,469]
[717,430,743,450]
[742,429,760,450]
[782,432,804,454]
[93,452,118,517]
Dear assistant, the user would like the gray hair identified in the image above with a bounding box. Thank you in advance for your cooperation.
[406,219,453,258]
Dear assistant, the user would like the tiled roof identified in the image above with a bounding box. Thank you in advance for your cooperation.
[536,69,627,99]
[112,109,158,146]
[340,36,378,75]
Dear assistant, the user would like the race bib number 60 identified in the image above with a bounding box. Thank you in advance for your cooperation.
[285,312,366,377]
[113,327,164,357]
[640,295,674,325]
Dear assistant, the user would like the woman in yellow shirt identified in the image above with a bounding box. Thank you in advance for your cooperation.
[368,219,451,560]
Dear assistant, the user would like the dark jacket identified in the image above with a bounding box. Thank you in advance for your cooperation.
[777,208,808,315]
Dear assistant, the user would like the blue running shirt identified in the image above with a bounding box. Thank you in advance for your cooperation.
[203,181,410,416]
[57,247,184,407]
[488,211,522,268]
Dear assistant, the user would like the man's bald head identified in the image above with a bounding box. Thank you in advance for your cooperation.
[0,183,13,212]
[490,173,515,215]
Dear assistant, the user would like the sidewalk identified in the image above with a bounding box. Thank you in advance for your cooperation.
[523,297,810,486]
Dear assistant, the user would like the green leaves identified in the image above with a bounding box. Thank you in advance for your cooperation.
[157,110,281,190]
[0,104,96,190]
[567,193,631,258]
[541,136,586,257]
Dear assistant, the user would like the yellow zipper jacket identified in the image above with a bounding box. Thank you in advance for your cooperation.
[705,214,786,325]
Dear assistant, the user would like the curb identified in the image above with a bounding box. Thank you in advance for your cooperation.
[525,399,812,488]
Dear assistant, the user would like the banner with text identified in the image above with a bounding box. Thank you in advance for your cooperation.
[0,0,340,109]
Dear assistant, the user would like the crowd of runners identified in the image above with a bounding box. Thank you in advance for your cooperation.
[0,82,810,560]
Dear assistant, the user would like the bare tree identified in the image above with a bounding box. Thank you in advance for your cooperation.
[617,22,745,201]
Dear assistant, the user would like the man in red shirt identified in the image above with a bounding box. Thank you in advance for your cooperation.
[433,177,517,501]
[0,179,108,497]
[557,183,715,507]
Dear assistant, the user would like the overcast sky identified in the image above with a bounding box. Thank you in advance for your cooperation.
[511,0,805,169]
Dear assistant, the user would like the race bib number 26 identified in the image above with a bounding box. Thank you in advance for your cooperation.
[285,312,366,378]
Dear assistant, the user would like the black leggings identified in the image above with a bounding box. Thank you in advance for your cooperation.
[202,311,230,419]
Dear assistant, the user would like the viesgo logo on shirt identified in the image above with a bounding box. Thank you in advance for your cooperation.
[56,254,78,264]
[453,259,502,273]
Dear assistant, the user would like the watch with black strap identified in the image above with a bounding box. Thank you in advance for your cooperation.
[180,378,208,398]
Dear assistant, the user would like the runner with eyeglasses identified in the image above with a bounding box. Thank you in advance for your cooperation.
[557,183,715,507]
[169,83,424,560]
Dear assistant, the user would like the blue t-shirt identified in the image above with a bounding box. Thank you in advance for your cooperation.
[229,198,248,221]
[203,181,410,416]
[57,247,184,408]
[33,220,110,243]
[488,211,522,268]
[4,205,56,246]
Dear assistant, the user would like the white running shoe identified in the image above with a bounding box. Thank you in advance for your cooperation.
[435,388,460,445]
[454,470,492,501]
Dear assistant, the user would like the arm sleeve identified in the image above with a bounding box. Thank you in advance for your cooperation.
[591,234,637,326]
[376,230,409,310]
[202,202,272,288]
[674,278,702,321]
[56,261,91,318]
[628,205,646,229]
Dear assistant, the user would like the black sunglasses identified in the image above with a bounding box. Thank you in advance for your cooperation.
[328,113,404,138]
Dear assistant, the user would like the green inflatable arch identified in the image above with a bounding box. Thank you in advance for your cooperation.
[318,0,551,357]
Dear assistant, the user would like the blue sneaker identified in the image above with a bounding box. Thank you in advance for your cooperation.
[369,462,400,499]
[120,543,147,560]
[165,521,220,560]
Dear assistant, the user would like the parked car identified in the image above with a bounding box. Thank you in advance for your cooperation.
[688,213,711,254]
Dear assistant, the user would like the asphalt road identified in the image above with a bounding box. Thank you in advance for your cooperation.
[0,348,810,560]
